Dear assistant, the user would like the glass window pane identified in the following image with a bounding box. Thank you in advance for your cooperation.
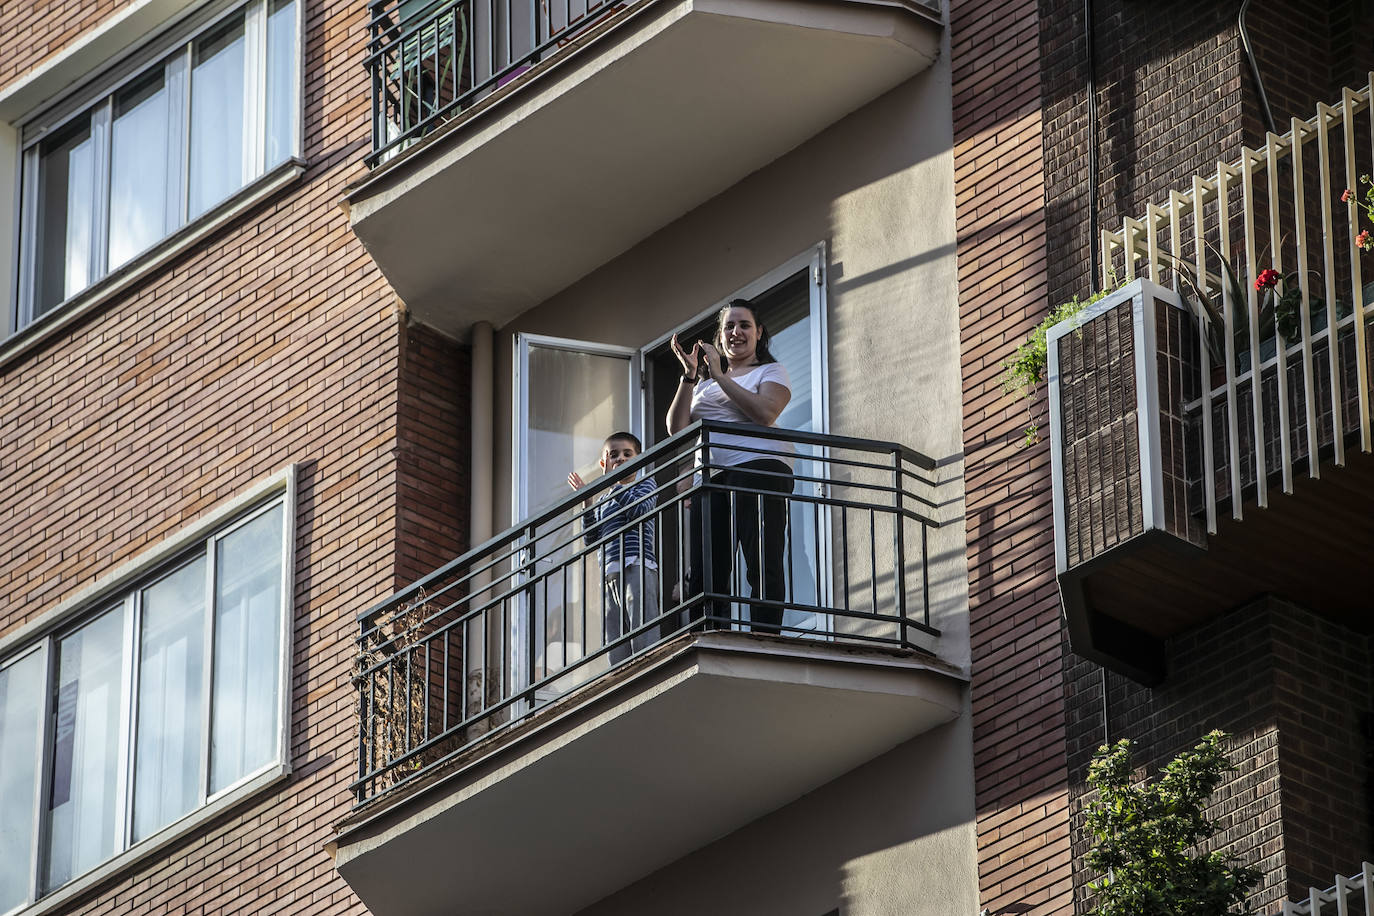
[34,118,96,316]
[0,650,45,912]
[44,608,126,892]
[210,504,284,793]
[520,344,634,685]
[133,558,206,842]
[526,346,634,511]
[109,69,172,270]
[748,273,821,630]
[265,0,297,166]
[750,271,812,433]
[189,13,246,219]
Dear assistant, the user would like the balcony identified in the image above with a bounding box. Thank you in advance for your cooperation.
[344,0,942,336]
[331,421,963,916]
[1048,78,1374,686]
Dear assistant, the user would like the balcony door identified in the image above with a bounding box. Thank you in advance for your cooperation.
[512,335,641,696]
[642,245,831,635]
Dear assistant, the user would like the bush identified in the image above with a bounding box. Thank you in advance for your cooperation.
[1084,730,1260,916]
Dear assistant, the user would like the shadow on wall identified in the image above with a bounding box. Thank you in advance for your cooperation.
[285,457,337,778]
[578,716,977,916]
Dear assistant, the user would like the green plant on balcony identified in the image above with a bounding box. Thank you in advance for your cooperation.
[1168,247,1347,375]
[1250,268,1348,345]
[1084,730,1261,916]
[1002,288,1115,448]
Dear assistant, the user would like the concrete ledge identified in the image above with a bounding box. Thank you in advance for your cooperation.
[333,632,965,916]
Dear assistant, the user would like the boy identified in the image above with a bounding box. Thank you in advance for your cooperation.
[567,432,659,665]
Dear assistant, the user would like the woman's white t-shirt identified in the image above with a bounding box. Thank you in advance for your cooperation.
[690,362,794,470]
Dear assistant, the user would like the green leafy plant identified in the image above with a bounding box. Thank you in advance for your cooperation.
[1001,290,1114,447]
[1252,268,1347,345]
[1084,730,1261,916]
[1165,248,1261,369]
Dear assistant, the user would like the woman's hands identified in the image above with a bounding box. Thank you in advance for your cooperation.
[671,334,724,380]
[671,334,699,379]
[696,341,722,380]
[667,333,701,435]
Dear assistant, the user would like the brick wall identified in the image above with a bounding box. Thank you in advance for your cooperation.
[1064,597,1374,912]
[1269,604,1373,894]
[0,0,470,912]
[1245,0,1374,141]
[1037,0,1246,310]
[396,323,470,587]
[949,0,1073,911]
[1037,0,1374,312]
[0,0,139,85]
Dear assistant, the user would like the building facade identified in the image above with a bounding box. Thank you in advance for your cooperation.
[0,0,1369,915]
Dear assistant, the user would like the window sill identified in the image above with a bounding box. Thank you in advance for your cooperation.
[5,763,290,916]
[0,156,306,375]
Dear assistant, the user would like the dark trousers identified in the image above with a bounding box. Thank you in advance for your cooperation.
[686,459,794,633]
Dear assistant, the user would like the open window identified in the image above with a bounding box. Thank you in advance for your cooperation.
[511,335,641,697]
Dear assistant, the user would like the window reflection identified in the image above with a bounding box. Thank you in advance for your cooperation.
[110,70,172,270]
[265,0,297,167]
[0,651,44,912]
[211,504,284,793]
[45,608,125,892]
[133,558,207,842]
[35,119,96,316]
[189,14,247,219]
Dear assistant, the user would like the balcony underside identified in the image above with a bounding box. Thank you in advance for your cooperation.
[345,0,941,336]
[1064,450,1374,684]
[332,632,964,916]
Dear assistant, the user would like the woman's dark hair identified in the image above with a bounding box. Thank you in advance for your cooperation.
[715,298,777,369]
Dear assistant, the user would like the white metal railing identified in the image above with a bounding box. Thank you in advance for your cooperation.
[1282,863,1374,916]
[1101,73,1374,533]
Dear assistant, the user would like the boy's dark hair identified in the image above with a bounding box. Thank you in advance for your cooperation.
[603,431,642,452]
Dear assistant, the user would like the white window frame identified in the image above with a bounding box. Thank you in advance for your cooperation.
[0,466,296,916]
[638,243,831,442]
[4,0,304,342]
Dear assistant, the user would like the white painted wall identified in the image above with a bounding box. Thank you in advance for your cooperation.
[574,712,978,916]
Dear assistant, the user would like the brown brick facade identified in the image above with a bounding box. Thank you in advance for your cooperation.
[950,0,1073,911]
[396,323,470,587]
[1065,598,1374,912]
[0,0,467,913]
[0,0,141,86]
[952,1,1374,912]
[1038,0,1374,312]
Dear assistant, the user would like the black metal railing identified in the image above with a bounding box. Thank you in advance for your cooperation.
[365,0,630,165]
[352,421,947,805]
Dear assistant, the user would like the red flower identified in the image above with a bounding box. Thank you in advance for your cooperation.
[1343,188,1355,203]
[1254,269,1280,291]
[1359,230,1372,251]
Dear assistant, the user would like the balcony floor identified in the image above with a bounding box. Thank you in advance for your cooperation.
[332,631,965,916]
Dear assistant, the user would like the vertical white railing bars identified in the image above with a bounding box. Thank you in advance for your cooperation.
[1281,862,1374,916]
[1100,74,1374,531]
